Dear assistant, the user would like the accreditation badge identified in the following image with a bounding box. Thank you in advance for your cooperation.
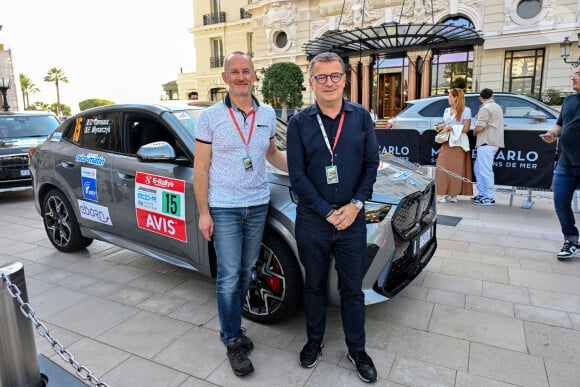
[325,165,338,184]
[243,156,253,172]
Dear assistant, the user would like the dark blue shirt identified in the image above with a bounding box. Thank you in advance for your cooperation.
[556,92,580,166]
[287,100,379,218]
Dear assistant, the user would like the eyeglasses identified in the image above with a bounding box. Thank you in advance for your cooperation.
[226,69,253,77]
[312,72,344,84]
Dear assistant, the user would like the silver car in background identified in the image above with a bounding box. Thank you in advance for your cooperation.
[386,92,559,132]
[29,102,437,324]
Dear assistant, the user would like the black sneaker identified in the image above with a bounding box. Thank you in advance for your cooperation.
[347,351,377,383]
[558,240,580,260]
[220,328,254,353]
[299,340,323,368]
[226,341,254,377]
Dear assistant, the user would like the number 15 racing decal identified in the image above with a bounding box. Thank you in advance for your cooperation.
[135,172,187,242]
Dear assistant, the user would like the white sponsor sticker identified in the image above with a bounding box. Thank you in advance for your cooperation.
[77,200,113,225]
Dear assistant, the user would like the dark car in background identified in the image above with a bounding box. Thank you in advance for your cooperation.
[29,102,437,324]
[0,111,61,192]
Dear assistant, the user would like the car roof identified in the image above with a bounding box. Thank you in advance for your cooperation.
[74,102,205,117]
[0,111,57,117]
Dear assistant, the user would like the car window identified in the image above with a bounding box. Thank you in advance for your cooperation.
[465,96,480,117]
[0,115,60,138]
[418,99,449,118]
[84,113,120,152]
[124,114,176,155]
[60,112,120,153]
[494,95,554,119]
[172,109,201,138]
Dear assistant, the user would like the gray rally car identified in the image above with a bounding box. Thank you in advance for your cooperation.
[29,101,437,324]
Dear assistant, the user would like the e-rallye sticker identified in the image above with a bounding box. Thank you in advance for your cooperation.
[135,172,186,242]
[77,200,112,225]
[81,167,98,202]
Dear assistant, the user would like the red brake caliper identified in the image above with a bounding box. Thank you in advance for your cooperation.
[266,260,282,295]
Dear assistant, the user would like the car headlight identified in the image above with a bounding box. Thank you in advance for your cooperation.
[364,202,392,224]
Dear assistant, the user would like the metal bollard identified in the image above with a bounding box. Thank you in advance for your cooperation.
[0,262,42,387]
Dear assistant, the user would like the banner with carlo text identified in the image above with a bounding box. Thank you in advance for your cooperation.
[375,129,557,189]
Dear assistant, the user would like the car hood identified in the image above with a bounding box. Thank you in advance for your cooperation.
[267,154,432,204]
[0,136,47,152]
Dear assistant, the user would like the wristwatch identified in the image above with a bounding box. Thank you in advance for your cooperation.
[351,199,364,210]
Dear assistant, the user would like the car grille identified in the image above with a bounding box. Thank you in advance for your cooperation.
[0,154,32,189]
[374,183,437,297]
[391,183,435,240]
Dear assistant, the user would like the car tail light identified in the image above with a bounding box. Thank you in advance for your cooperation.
[384,123,393,129]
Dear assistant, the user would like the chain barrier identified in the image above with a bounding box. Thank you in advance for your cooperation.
[0,272,111,387]
[435,164,555,201]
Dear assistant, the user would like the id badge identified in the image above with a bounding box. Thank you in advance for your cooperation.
[243,156,253,172]
[325,165,338,184]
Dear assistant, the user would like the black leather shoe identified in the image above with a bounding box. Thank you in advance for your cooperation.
[348,350,377,383]
[299,340,323,368]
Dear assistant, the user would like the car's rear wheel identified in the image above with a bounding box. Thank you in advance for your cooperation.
[42,189,93,252]
[243,230,302,324]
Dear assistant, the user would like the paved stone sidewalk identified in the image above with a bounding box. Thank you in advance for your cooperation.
[1,190,580,386]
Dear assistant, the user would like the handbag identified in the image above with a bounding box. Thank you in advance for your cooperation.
[434,131,449,144]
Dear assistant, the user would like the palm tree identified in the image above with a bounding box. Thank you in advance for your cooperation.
[43,68,69,117]
[19,73,40,110]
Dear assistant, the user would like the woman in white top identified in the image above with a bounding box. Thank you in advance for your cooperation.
[436,88,474,203]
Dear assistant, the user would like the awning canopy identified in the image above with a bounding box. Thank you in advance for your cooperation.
[303,22,484,58]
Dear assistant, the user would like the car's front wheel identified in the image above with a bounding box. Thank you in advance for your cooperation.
[42,189,93,252]
[243,230,302,324]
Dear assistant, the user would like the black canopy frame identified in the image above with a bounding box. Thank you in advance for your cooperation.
[303,22,484,59]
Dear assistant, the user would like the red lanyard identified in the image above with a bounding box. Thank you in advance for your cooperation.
[227,106,256,150]
[316,111,345,165]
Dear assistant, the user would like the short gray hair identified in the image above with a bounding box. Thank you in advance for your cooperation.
[223,51,254,73]
[308,52,345,78]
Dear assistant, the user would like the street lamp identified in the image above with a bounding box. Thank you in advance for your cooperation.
[0,78,11,112]
[560,33,580,67]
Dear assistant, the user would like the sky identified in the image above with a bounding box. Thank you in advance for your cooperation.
[2,0,196,113]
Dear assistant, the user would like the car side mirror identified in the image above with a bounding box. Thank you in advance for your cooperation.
[137,141,176,161]
[528,110,547,121]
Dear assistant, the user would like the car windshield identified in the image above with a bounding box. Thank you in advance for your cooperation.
[172,109,202,139]
[0,115,60,139]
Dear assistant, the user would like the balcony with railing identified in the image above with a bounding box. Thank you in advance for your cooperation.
[203,11,226,26]
[210,56,224,69]
[240,8,252,19]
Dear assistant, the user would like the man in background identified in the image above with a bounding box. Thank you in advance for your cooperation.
[472,88,504,206]
[188,91,199,100]
[541,65,580,259]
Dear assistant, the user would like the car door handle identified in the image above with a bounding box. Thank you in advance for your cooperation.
[60,161,75,168]
[117,172,135,180]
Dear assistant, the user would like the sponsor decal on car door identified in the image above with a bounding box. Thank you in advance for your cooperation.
[135,171,187,242]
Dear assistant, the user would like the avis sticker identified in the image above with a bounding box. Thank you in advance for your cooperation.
[135,172,187,242]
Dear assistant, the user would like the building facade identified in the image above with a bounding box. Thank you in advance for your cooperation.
[178,0,580,119]
[0,43,19,112]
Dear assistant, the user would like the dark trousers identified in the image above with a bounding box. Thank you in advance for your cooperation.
[295,206,367,353]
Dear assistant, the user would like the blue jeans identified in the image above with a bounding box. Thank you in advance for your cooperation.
[210,204,268,345]
[474,145,499,198]
[295,206,367,353]
[553,164,580,242]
